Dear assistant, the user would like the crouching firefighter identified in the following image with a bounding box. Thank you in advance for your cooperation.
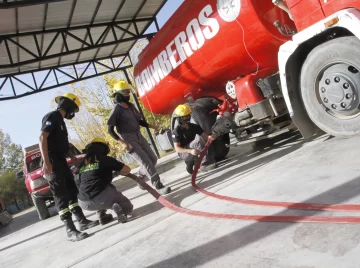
[172,104,217,174]
[76,138,133,224]
[39,93,99,242]
[107,80,171,195]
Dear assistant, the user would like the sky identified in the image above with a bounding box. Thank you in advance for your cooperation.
[0,0,184,148]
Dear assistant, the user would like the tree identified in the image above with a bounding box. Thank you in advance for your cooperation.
[0,130,11,171]
[103,40,172,147]
[0,130,31,212]
[0,129,23,173]
[0,171,29,211]
[67,77,125,158]
[53,38,172,162]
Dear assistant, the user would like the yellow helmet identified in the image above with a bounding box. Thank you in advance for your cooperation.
[90,137,108,145]
[174,104,191,117]
[113,80,131,92]
[85,137,110,155]
[55,93,81,112]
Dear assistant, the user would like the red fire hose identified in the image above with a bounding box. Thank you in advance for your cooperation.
[128,138,360,224]
[191,139,360,212]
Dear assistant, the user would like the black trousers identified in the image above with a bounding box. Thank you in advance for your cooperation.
[46,155,80,220]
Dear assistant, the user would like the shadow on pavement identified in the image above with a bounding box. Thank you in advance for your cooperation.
[0,211,96,252]
[0,131,330,255]
[115,132,308,209]
[147,173,360,268]
[90,200,169,235]
[112,177,139,193]
[0,224,63,253]
[120,132,309,217]
[112,157,182,194]
[164,131,307,207]
[0,205,58,239]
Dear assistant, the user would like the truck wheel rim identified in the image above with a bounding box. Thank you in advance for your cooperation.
[317,63,360,119]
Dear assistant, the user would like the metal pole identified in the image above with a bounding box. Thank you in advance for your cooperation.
[124,72,161,159]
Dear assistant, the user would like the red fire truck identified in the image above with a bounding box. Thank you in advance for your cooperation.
[134,0,360,150]
[17,143,83,220]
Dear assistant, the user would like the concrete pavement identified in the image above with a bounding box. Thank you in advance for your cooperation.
[2,132,360,267]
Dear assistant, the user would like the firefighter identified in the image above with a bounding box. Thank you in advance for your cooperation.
[186,97,230,162]
[39,93,99,242]
[107,80,171,195]
[172,104,217,174]
[77,138,133,224]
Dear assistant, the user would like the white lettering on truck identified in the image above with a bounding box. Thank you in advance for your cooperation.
[31,152,41,160]
[135,4,220,96]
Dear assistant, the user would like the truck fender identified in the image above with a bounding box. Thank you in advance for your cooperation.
[278,8,360,139]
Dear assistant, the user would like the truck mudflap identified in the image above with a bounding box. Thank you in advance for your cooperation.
[0,211,12,226]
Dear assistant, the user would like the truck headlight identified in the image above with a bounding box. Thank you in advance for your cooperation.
[30,177,48,191]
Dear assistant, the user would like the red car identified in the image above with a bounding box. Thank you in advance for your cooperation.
[17,143,84,220]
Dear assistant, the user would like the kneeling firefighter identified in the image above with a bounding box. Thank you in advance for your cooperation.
[77,138,133,224]
[107,80,171,195]
[172,104,217,174]
[185,97,230,162]
[39,93,99,242]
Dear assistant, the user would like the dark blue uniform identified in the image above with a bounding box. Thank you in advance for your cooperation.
[41,110,80,220]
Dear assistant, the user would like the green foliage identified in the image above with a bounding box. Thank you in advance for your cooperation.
[0,172,29,208]
[0,129,23,173]
[0,172,15,203]
[0,130,30,211]
[55,39,173,161]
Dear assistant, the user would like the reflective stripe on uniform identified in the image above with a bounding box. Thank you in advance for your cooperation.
[58,208,70,215]
[150,173,159,179]
[68,202,79,210]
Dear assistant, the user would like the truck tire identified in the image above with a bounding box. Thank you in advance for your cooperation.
[31,194,50,220]
[300,36,360,136]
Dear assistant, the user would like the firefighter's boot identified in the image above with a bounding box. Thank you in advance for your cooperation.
[153,180,171,195]
[62,217,89,242]
[71,207,100,231]
[112,203,128,223]
[97,210,114,225]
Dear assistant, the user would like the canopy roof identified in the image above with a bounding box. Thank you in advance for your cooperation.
[0,0,167,100]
